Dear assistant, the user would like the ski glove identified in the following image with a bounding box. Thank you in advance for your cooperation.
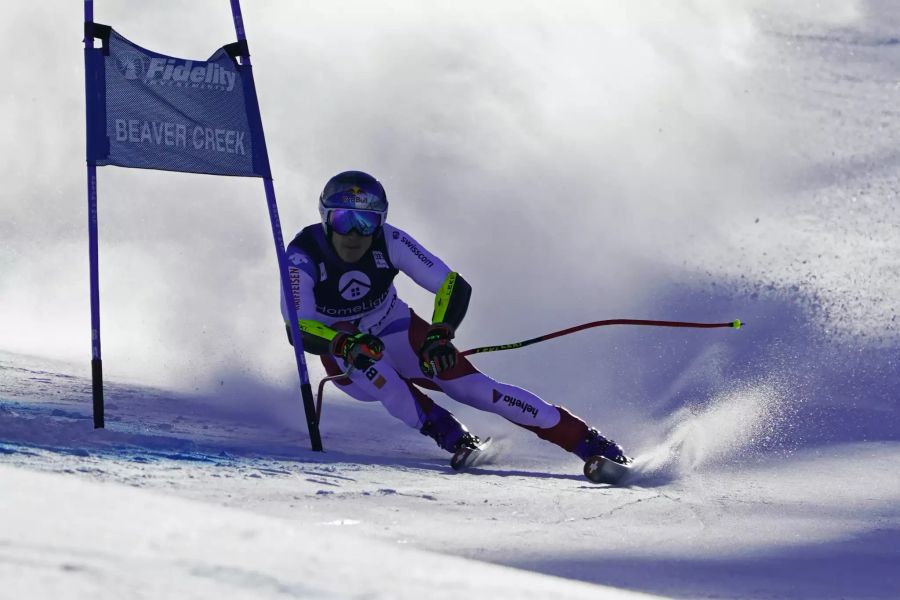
[331,332,385,370]
[419,324,458,377]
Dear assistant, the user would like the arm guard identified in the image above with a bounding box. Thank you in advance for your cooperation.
[285,319,340,355]
[431,272,472,332]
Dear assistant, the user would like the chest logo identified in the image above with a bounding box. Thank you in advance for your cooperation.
[339,271,371,301]
[372,250,389,269]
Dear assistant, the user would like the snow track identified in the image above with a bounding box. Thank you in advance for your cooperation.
[0,463,660,600]
[2,353,898,598]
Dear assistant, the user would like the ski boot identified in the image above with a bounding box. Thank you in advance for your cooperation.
[419,405,470,452]
[576,428,632,484]
[419,406,491,471]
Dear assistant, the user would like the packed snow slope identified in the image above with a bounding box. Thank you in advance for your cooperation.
[2,1,900,599]
[2,352,898,600]
[0,464,656,600]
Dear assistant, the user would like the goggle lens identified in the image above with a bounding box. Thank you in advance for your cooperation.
[327,209,383,236]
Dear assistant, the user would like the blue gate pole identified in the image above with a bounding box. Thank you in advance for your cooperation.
[229,0,323,451]
[84,0,104,428]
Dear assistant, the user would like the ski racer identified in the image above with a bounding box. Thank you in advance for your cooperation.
[282,170,628,471]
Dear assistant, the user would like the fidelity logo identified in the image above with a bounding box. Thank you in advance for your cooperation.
[115,52,237,92]
[115,51,147,80]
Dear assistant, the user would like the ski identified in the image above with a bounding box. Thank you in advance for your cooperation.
[450,436,494,471]
[583,455,633,485]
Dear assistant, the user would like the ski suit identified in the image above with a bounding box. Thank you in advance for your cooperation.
[282,223,590,454]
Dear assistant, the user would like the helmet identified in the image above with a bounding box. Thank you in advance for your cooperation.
[319,171,388,236]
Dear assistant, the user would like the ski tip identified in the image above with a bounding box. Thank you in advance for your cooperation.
[731,319,743,329]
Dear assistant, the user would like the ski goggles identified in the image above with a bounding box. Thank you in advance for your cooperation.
[325,208,385,236]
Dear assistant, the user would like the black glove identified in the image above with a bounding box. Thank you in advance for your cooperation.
[331,332,384,370]
[419,324,458,376]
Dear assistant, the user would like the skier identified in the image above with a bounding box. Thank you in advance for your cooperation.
[282,170,628,472]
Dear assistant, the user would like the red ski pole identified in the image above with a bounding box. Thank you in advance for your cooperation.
[460,318,743,357]
[317,318,742,423]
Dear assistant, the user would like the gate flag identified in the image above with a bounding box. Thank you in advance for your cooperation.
[85,24,270,178]
[83,5,323,452]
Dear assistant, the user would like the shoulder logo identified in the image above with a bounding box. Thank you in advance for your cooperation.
[392,231,400,240]
[398,235,435,268]
[289,253,309,265]
[338,271,371,300]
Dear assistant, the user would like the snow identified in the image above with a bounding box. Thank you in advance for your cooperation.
[1,463,660,600]
[2,350,898,599]
[2,0,900,598]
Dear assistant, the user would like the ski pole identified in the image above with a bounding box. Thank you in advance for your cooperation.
[316,318,742,423]
[460,318,743,357]
[316,367,353,421]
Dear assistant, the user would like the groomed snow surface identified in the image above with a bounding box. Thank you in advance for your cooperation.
[3,1,900,599]
[1,351,898,599]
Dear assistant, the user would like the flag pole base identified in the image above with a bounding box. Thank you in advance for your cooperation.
[92,358,104,428]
